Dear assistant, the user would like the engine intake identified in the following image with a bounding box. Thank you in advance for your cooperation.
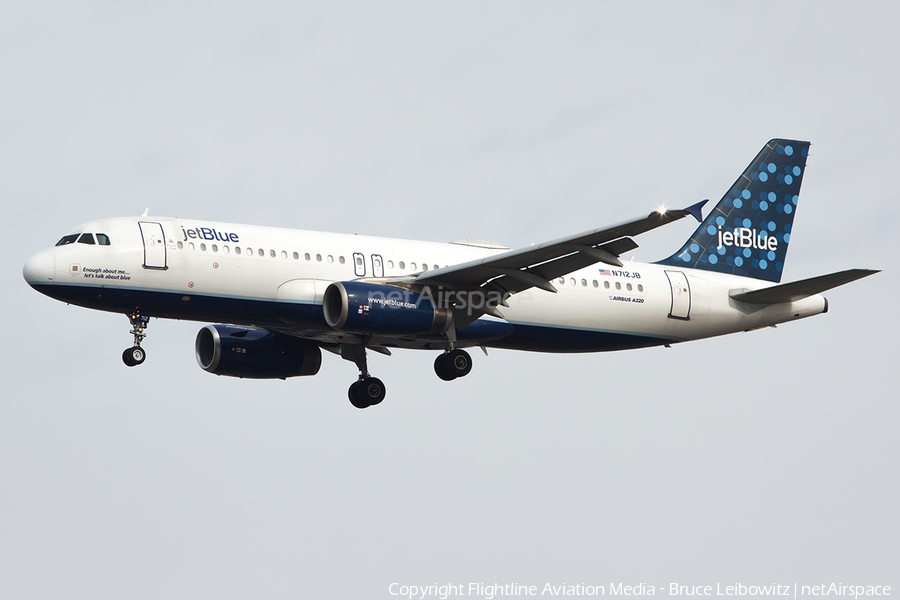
[323,281,452,335]
[195,324,322,379]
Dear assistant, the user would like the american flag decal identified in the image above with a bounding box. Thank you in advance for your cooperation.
[598,269,611,275]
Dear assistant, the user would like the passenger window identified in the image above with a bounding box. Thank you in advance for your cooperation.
[281,251,287,259]
[638,284,644,292]
[235,247,242,255]
[626,283,632,291]
[615,282,621,290]
[305,253,311,261]
[189,242,195,250]
[604,281,610,289]
[559,278,565,284]
[592,280,598,288]
[200,243,207,251]
[569,278,576,286]
[399,261,405,269]
[270,250,276,258]
[327,255,334,263]
[223,245,230,254]
[316,254,322,262]
[56,234,79,246]
[422,263,428,271]
[77,233,95,245]
[258,249,264,257]
[177,241,184,249]
[293,252,299,260]
[96,233,111,245]
[339,256,345,264]
[387,260,394,269]
[212,244,218,252]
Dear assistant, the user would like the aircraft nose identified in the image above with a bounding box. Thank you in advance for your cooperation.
[23,251,55,284]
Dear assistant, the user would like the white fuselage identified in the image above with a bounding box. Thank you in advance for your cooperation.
[23,216,828,352]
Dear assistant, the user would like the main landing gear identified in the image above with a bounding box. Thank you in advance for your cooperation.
[122,311,150,367]
[341,344,386,409]
[434,349,473,381]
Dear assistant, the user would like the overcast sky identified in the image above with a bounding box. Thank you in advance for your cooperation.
[1,3,897,599]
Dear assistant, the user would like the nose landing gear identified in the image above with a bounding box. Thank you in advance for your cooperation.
[122,312,150,367]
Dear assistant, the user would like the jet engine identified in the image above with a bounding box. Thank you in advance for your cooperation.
[195,324,322,379]
[322,281,452,335]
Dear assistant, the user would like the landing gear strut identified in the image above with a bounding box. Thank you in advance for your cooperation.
[434,349,473,381]
[122,311,149,367]
[341,343,386,409]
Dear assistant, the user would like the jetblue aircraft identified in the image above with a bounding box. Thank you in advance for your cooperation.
[23,139,877,408]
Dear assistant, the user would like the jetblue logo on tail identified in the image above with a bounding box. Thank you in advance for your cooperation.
[656,139,810,283]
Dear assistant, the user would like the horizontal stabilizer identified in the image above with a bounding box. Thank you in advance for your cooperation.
[730,269,879,304]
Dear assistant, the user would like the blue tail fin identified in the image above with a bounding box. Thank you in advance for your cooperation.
[656,138,810,283]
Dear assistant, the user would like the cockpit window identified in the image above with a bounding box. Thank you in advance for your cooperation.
[77,233,96,245]
[56,234,79,246]
[96,233,111,245]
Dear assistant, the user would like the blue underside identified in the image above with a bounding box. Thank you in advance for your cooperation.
[31,283,674,353]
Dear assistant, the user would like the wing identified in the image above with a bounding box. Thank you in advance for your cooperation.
[412,200,706,326]
[729,269,879,304]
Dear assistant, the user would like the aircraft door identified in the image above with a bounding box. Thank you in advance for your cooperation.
[371,254,384,277]
[664,270,691,320]
[352,252,366,277]
[138,221,167,270]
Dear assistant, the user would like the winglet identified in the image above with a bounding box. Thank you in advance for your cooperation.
[684,199,707,223]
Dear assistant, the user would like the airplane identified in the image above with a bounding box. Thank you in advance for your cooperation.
[23,139,878,408]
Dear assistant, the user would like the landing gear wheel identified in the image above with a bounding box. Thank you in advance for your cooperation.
[348,381,368,409]
[348,377,386,408]
[447,349,472,378]
[122,346,146,367]
[434,353,457,381]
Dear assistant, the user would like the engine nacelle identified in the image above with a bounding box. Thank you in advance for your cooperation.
[195,324,322,379]
[322,281,452,335]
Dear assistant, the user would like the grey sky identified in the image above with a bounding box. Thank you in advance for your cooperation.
[1,2,896,598]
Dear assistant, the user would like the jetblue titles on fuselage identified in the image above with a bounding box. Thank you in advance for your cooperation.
[181,225,240,243]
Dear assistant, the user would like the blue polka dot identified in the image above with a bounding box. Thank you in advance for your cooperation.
[700,254,709,263]
[752,259,759,268]
[776,262,783,271]
[734,199,743,209]
[784,223,791,232]
[759,259,768,269]
[760,201,768,210]
[716,216,725,226]
[682,253,691,262]
[751,171,759,181]
[776,174,785,184]
[724,198,733,208]
[709,254,718,264]
[783,233,790,243]
[743,218,752,228]
[793,166,801,176]
[767,163,777,173]
[707,225,716,235]
[733,189,741,198]
[785,204,792,214]
[785,174,793,185]
[690,243,700,253]
[751,200,760,210]
[792,195,798,205]
[743,248,752,258]
[776,146,785,155]
[759,172,768,182]
[742,190,751,200]
[768,192,776,202]
[801,147,808,157]
[785,145,794,156]
[726,256,735,265]
[767,250,775,260]
[767,221,776,231]
[717,246,726,255]
[735,257,744,267]
[776,204,784,213]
